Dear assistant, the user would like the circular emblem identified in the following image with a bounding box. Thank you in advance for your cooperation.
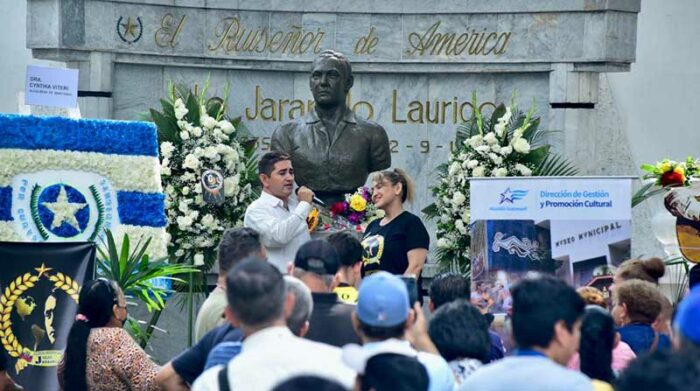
[116,16,143,44]
[37,184,89,238]
[0,265,80,373]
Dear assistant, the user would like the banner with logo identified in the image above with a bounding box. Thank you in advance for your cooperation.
[0,241,95,391]
[0,114,167,258]
[470,176,632,287]
[469,177,632,347]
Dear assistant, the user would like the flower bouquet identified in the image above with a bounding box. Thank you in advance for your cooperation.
[306,187,383,233]
[633,157,699,207]
[149,80,258,269]
[423,92,578,275]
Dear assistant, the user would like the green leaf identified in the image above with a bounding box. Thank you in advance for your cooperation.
[149,109,178,143]
[185,93,200,125]
[422,203,439,218]
[535,153,579,177]
[522,145,550,167]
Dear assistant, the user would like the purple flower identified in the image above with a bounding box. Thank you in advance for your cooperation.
[348,211,364,224]
[361,187,372,200]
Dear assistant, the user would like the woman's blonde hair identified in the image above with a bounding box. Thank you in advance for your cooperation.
[372,168,415,203]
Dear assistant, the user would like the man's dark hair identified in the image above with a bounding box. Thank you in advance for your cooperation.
[511,275,585,349]
[428,300,490,362]
[579,306,615,383]
[357,319,405,341]
[218,227,262,274]
[361,354,429,391]
[272,376,346,391]
[314,50,353,82]
[429,272,470,309]
[226,259,285,328]
[689,264,700,290]
[327,231,362,268]
[617,350,700,391]
[258,151,291,177]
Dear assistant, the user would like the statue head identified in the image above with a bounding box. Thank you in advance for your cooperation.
[309,50,354,109]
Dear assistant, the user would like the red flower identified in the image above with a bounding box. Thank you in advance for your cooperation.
[661,171,685,187]
[331,201,348,216]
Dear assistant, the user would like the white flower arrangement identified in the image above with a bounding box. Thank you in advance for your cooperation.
[424,93,577,274]
[150,82,256,268]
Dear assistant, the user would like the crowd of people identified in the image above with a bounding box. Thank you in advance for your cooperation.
[3,152,700,391]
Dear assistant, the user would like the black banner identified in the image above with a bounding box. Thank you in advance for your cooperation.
[0,242,95,391]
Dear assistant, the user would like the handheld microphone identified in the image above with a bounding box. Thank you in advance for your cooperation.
[295,187,325,206]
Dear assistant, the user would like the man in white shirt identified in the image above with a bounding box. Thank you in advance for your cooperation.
[244,151,315,272]
[192,260,355,391]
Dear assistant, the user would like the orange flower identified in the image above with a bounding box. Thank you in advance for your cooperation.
[306,208,320,232]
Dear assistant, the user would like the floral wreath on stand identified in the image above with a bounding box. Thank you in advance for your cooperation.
[149,81,257,269]
[423,92,578,276]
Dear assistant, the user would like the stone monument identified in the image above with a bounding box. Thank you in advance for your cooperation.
[26,0,642,360]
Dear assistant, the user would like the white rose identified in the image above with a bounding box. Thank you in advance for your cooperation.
[189,210,200,221]
[193,147,204,158]
[467,160,479,169]
[177,215,193,228]
[204,147,218,159]
[165,185,175,195]
[182,186,190,195]
[472,166,486,177]
[194,253,205,266]
[494,122,506,138]
[175,249,185,257]
[226,148,240,163]
[219,120,235,134]
[174,99,188,120]
[449,162,461,176]
[178,202,189,213]
[455,220,467,235]
[489,153,503,165]
[452,191,466,206]
[515,163,533,176]
[224,176,239,196]
[475,145,490,154]
[490,144,501,152]
[500,146,513,156]
[440,215,451,224]
[493,167,509,177]
[192,127,203,138]
[201,214,215,227]
[461,210,470,223]
[160,142,175,158]
[512,138,531,154]
[177,120,189,131]
[483,132,498,145]
[180,130,190,140]
[183,154,200,170]
[437,238,451,249]
[202,115,218,130]
[161,166,171,176]
[468,135,483,148]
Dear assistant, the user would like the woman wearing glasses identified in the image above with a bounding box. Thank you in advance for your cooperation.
[58,278,160,391]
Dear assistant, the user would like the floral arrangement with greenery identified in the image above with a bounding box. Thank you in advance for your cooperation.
[423,93,578,276]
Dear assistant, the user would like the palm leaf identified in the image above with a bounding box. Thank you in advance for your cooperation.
[534,153,579,177]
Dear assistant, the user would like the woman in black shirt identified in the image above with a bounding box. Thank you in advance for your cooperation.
[361,169,429,288]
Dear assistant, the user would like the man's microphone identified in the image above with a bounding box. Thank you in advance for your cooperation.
[295,187,325,206]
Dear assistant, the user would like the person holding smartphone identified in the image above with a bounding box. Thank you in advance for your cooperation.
[361,169,429,300]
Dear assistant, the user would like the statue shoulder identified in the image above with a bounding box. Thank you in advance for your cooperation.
[355,117,388,136]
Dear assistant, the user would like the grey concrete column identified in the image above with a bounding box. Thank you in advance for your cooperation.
[68,52,114,119]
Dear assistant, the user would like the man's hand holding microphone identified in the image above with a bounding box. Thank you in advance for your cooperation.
[295,186,325,206]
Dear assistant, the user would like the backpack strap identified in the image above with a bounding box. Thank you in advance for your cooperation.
[218,364,231,391]
[650,332,660,352]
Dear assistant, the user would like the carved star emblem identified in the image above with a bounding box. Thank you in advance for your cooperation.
[500,188,514,204]
[42,186,87,231]
[35,263,53,278]
[121,17,138,38]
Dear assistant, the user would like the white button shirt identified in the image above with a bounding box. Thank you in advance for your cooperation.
[192,326,355,391]
[244,191,312,272]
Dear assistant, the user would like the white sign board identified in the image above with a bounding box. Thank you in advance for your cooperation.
[25,65,79,108]
[469,177,633,221]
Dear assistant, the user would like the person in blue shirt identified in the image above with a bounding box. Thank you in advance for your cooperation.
[612,279,670,355]
[463,275,592,391]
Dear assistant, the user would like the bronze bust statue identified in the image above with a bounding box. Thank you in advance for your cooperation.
[271,50,391,205]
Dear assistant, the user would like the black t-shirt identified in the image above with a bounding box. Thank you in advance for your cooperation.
[361,212,430,294]
[172,323,243,385]
[304,292,361,347]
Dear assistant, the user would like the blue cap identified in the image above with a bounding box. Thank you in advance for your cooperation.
[357,272,409,327]
[676,286,700,344]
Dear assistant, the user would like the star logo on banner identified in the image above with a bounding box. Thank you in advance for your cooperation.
[499,188,514,204]
[34,263,53,278]
[42,186,87,231]
[121,17,138,38]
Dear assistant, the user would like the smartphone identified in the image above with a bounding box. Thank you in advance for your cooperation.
[400,275,418,305]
